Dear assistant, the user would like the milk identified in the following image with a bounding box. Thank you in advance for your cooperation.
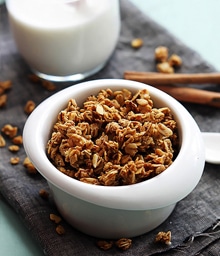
[6,0,120,81]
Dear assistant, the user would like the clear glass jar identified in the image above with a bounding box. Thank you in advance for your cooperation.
[6,0,120,82]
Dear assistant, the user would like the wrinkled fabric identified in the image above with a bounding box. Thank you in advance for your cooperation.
[0,1,220,255]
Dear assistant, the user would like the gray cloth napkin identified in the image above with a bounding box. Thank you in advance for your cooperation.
[1,1,220,255]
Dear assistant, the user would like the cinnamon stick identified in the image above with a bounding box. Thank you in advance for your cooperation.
[124,71,220,85]
[152,85,220,108]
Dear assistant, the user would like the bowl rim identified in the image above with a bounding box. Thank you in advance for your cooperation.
[23,79,205,210]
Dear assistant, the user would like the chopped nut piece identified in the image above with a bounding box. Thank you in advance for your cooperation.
[12,135,23,145]
[155,46,169,62]
[39,189,49,199]
[50,213,62,224]
[96,104,104,115]
[96,240,114,251]
[1,124,18,138]
[24,100,36,114]
[168,54,182,67]
[0,134,6,147]
[10,157,20,165]
[136,98,149,106]
[131,38,143,49]
[55,225,65,235]
[8,144,20,152]
[23,157,37,174]
[0,94,7,107]
[156,62,174,74]
[155,231,172,245]
[92,153,100,168]
[115,238,132,251]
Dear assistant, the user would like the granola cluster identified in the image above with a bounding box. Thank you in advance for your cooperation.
[97,237,132,251]
[1,123,37,172]
[0,80,12,108]
[155,231,172,245]
[155,46,182,74]
[28,74,56,91]
[47,88,179,186]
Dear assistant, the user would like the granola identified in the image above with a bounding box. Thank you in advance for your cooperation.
[0,80,12,107]
[0,134,6,147]
[39,189,49,200]
[96,240,114,251]
[8,144,20,152]
[0,94,7,108]
[1,124,18,138]
[131,38,143,49]
[28,74,56,91]
[155,46,169,62]
[12,135,23,145]
[156,62,174,74]
[55,225,65,235]
[0,80,12,92]
[50,213,62,224]
[168,54,182,67]
[10,157,20,165]
[47,88,179,186]
[24,100,36,114]
[155,231,172,245]
[23,157,38,174]
[154,46,182,73]
[115,238,132,250]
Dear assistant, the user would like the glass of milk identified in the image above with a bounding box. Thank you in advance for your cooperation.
[6,0,120,82]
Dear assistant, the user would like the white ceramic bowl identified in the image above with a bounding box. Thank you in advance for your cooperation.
[23,79,205,239]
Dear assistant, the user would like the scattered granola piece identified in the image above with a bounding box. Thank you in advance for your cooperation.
[115,238,132,251]
[0,81,11,107]
[0,87,4,95]
[8,144,20,152]
[156,62,174,74]
[23,156,32,166]
[55,225,65,235]
[0,80,12,92]
[155,46,169,62]
[28,74,56,91]
[41,80,56,91]
[50,213,62,224]
[168,54,182,67]
[1,124,18,138]
[10,157,20,165]
[39,189,49,199]
[28,74,42,83]
[155,231,172,245]
[23,157,37,174]
[154,46,182,72]
[0,94,7,108]
[0,134,6,147]
[131,38,143,49]
[24,100,36,114]
[12,135,23,145]
[96,240,114,251]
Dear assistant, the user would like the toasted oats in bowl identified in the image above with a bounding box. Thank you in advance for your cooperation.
[47,88,179,186]
[23,79,205,239]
